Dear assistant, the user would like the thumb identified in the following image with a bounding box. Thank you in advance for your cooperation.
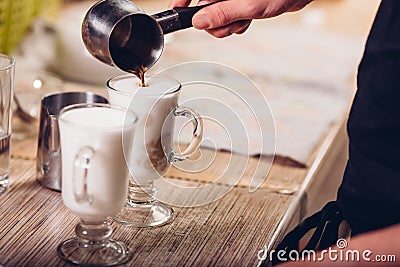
[192,1,254,30]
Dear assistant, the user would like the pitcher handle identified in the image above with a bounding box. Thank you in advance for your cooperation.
[47,115,60,155]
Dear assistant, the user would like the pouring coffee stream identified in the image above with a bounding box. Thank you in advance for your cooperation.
[82,0,214,83]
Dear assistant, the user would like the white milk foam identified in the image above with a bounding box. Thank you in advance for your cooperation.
[108,75,180,96]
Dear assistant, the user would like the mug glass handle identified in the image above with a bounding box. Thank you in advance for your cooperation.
[171,106,203,162]
[73,146,95,204]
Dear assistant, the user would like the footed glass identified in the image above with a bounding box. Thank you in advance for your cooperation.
[57,103,137,265]
[107,75,203,227]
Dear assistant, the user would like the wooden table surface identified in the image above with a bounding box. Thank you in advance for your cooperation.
[0,1,380,266]
[0,115,345,267]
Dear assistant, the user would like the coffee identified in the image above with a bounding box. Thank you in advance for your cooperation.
[109,14,161,87]
[130,65,147,87]
[109,24,149,86]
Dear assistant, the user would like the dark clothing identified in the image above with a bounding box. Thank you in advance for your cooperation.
[269,1,400,265]
[337,0,400,235]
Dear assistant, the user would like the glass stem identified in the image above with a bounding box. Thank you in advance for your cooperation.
[127,180,157,205]
[75,220,112,246]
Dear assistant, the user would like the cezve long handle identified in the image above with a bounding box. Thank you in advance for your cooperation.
[152,2,215,34]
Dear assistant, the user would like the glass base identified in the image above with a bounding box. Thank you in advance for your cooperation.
[113,201,174,227]
[57,237,130,266]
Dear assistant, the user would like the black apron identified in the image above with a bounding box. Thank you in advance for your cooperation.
[268,1,400,265]
[338,0,400,235]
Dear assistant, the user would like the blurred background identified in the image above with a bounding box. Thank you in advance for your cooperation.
[0,0,380,85]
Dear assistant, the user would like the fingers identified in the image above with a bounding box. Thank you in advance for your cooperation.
[192,0,257,30]
[287,0,313,12]
[235,22,251,34]
[205,19,252,38]
[168,0,192,9]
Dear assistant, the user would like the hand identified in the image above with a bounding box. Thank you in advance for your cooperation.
[168,0,313,38]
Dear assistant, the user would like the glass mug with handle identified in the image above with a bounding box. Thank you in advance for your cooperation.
[107,74,203,227]
[57,103,137,266]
